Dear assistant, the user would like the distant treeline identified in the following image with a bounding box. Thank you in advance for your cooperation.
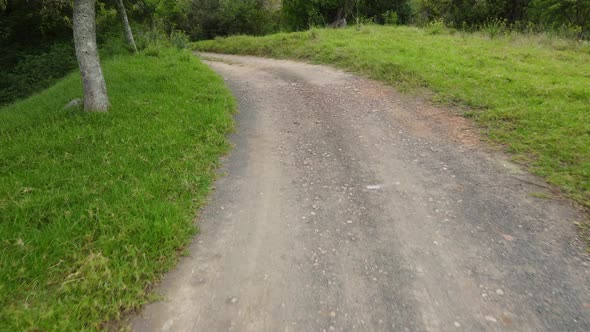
[412,0,588,35]
[2,1,587,52]
[2,0,587,49]
[173,0,589,39]
[1,0,588,105]
[280,0,589,37]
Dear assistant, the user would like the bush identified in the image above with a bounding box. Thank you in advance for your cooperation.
[555,23,584,40]
[136,25,169,50]
[382,11,399,26]
[426,19,446,35]
[170,30,190,49]
[511,20,540,35]
[356,16,376,26]
[482,18,508,39]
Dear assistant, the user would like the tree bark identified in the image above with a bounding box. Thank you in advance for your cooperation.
[73,0,109,112]
[116,0,138,53]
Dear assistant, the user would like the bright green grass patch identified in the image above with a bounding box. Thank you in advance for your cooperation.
[0,48,234,329]
[194,25,590,208]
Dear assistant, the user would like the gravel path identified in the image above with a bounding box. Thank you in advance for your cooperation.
[131,53,589,331]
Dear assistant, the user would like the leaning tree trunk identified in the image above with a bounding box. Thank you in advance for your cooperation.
[73,0,109,112]
[115,0,138,53]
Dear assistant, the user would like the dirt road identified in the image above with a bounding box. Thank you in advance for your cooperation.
[132,53,589,331]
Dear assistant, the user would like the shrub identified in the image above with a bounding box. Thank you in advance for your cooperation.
[382,11,399,26]
[426,19,446,35]
[170,30,190,49]
[511,20,539,35]
[482,18,508,39]
[356,16,376,26]
[556,23,584,40]
[136,25,170,50]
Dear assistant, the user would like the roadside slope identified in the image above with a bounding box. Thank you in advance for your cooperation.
[133,53,589,331]
[194,26,590,209]
[0,49,234,330]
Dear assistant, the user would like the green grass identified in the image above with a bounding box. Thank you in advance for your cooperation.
[0,48,234,329]
[194,25,590,208]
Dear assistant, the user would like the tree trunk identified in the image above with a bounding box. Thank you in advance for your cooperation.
[116,0,138,53]
[73,0,109,112]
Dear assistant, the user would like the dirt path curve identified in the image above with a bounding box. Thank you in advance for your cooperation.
[132,53,590,331]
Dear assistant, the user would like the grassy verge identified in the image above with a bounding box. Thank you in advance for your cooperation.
[0,48,234,329]
[194,25,590,208]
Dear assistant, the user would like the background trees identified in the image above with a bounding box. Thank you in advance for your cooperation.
[183,0,278,40]
[116,0,138,53]
[279,0,588,34]
[410,0,589,35]
[529,0,590,33]
[2,0,588,106]
[0,0,75,105]
[281,0,411,31]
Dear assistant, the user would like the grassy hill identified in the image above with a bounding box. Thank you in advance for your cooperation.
[0,48,234,329]
[194,25,590,209]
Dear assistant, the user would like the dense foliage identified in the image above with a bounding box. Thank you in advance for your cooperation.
[412,0,589,35]
[1,0,588,104]
[528,0,589,33]
[0,0,129,105]
[281,0,411,30]
[411,0,531,26]
[281,0,589,35]
[181,0,279,40]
